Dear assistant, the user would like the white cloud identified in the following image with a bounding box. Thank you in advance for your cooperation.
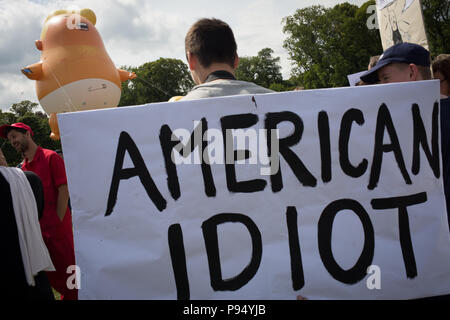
[0,0,367,111]
[0,73,42,111]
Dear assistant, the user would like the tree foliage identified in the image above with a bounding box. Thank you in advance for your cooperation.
[422,0,450,57]
[0,100,61,166]
[282,1,383,89]
[282,0,449,89]
[10,100,38,117]
[236,48,283,88]
[119,58,194,106]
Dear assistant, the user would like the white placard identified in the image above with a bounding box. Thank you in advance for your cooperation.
[376,0,428,50]
[377,0,414,11]
[59,80,450,300]
[347,71,367,86]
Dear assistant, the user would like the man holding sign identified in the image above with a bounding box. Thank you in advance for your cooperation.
[360,42,431,84]
[361,42,450,233]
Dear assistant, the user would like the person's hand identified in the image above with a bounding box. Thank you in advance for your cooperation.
[296,295,308,300]
[0,148,7,166]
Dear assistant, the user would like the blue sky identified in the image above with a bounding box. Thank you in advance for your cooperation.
[0,0,367,111]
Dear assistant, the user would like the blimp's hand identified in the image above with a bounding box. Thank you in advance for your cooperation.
[129,72,137,80]
[118,68,136,82]
[21,62,43,80]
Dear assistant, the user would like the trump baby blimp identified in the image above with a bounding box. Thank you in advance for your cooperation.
[22,9,136,140]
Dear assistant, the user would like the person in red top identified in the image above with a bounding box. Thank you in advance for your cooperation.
[0,122,77,300]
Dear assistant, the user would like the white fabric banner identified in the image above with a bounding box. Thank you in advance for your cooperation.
[59,80,450,300]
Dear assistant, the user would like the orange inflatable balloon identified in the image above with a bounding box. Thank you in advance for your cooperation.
[21,9,136,140]
[49,113,60,140]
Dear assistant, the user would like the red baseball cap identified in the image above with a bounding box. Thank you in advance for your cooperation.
[0,122,34,139]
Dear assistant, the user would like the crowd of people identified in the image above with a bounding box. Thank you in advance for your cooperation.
[1,17,449,300]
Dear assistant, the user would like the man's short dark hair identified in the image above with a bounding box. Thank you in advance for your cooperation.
[385,62,432,80]
[417,65,432,80]
[185,18,237,68]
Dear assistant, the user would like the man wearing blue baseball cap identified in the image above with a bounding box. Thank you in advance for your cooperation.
[362,42,450,230]
[360,42,432,84]
[361,43,450,301]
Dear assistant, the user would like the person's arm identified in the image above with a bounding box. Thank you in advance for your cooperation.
[24,171,45,220]
[56,184,70,221]
[0,148,7,166]
[49,151,70,221]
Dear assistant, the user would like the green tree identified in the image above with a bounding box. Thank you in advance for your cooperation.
[268,79,302,92]
[422,0,450,57]
[236,48,283,88]
[10,100,38,117]
[0,109,17,126]
[119,58,194,106]
[282,1,383,89]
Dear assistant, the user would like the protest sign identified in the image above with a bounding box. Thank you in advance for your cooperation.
[376,0,428,50]
[58,80,450,299]
[347,71,366,86]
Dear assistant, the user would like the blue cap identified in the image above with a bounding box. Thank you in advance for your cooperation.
[360,42,430,84]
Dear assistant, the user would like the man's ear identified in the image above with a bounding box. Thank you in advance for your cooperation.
[25,130,33,141]
[409,64,419,81]
[233,54,239,69]
[187,52,196,71]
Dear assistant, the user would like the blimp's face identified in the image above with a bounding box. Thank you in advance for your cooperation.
[40,14,103,51]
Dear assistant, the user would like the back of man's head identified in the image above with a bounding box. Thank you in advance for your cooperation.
[185,18,237,68]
